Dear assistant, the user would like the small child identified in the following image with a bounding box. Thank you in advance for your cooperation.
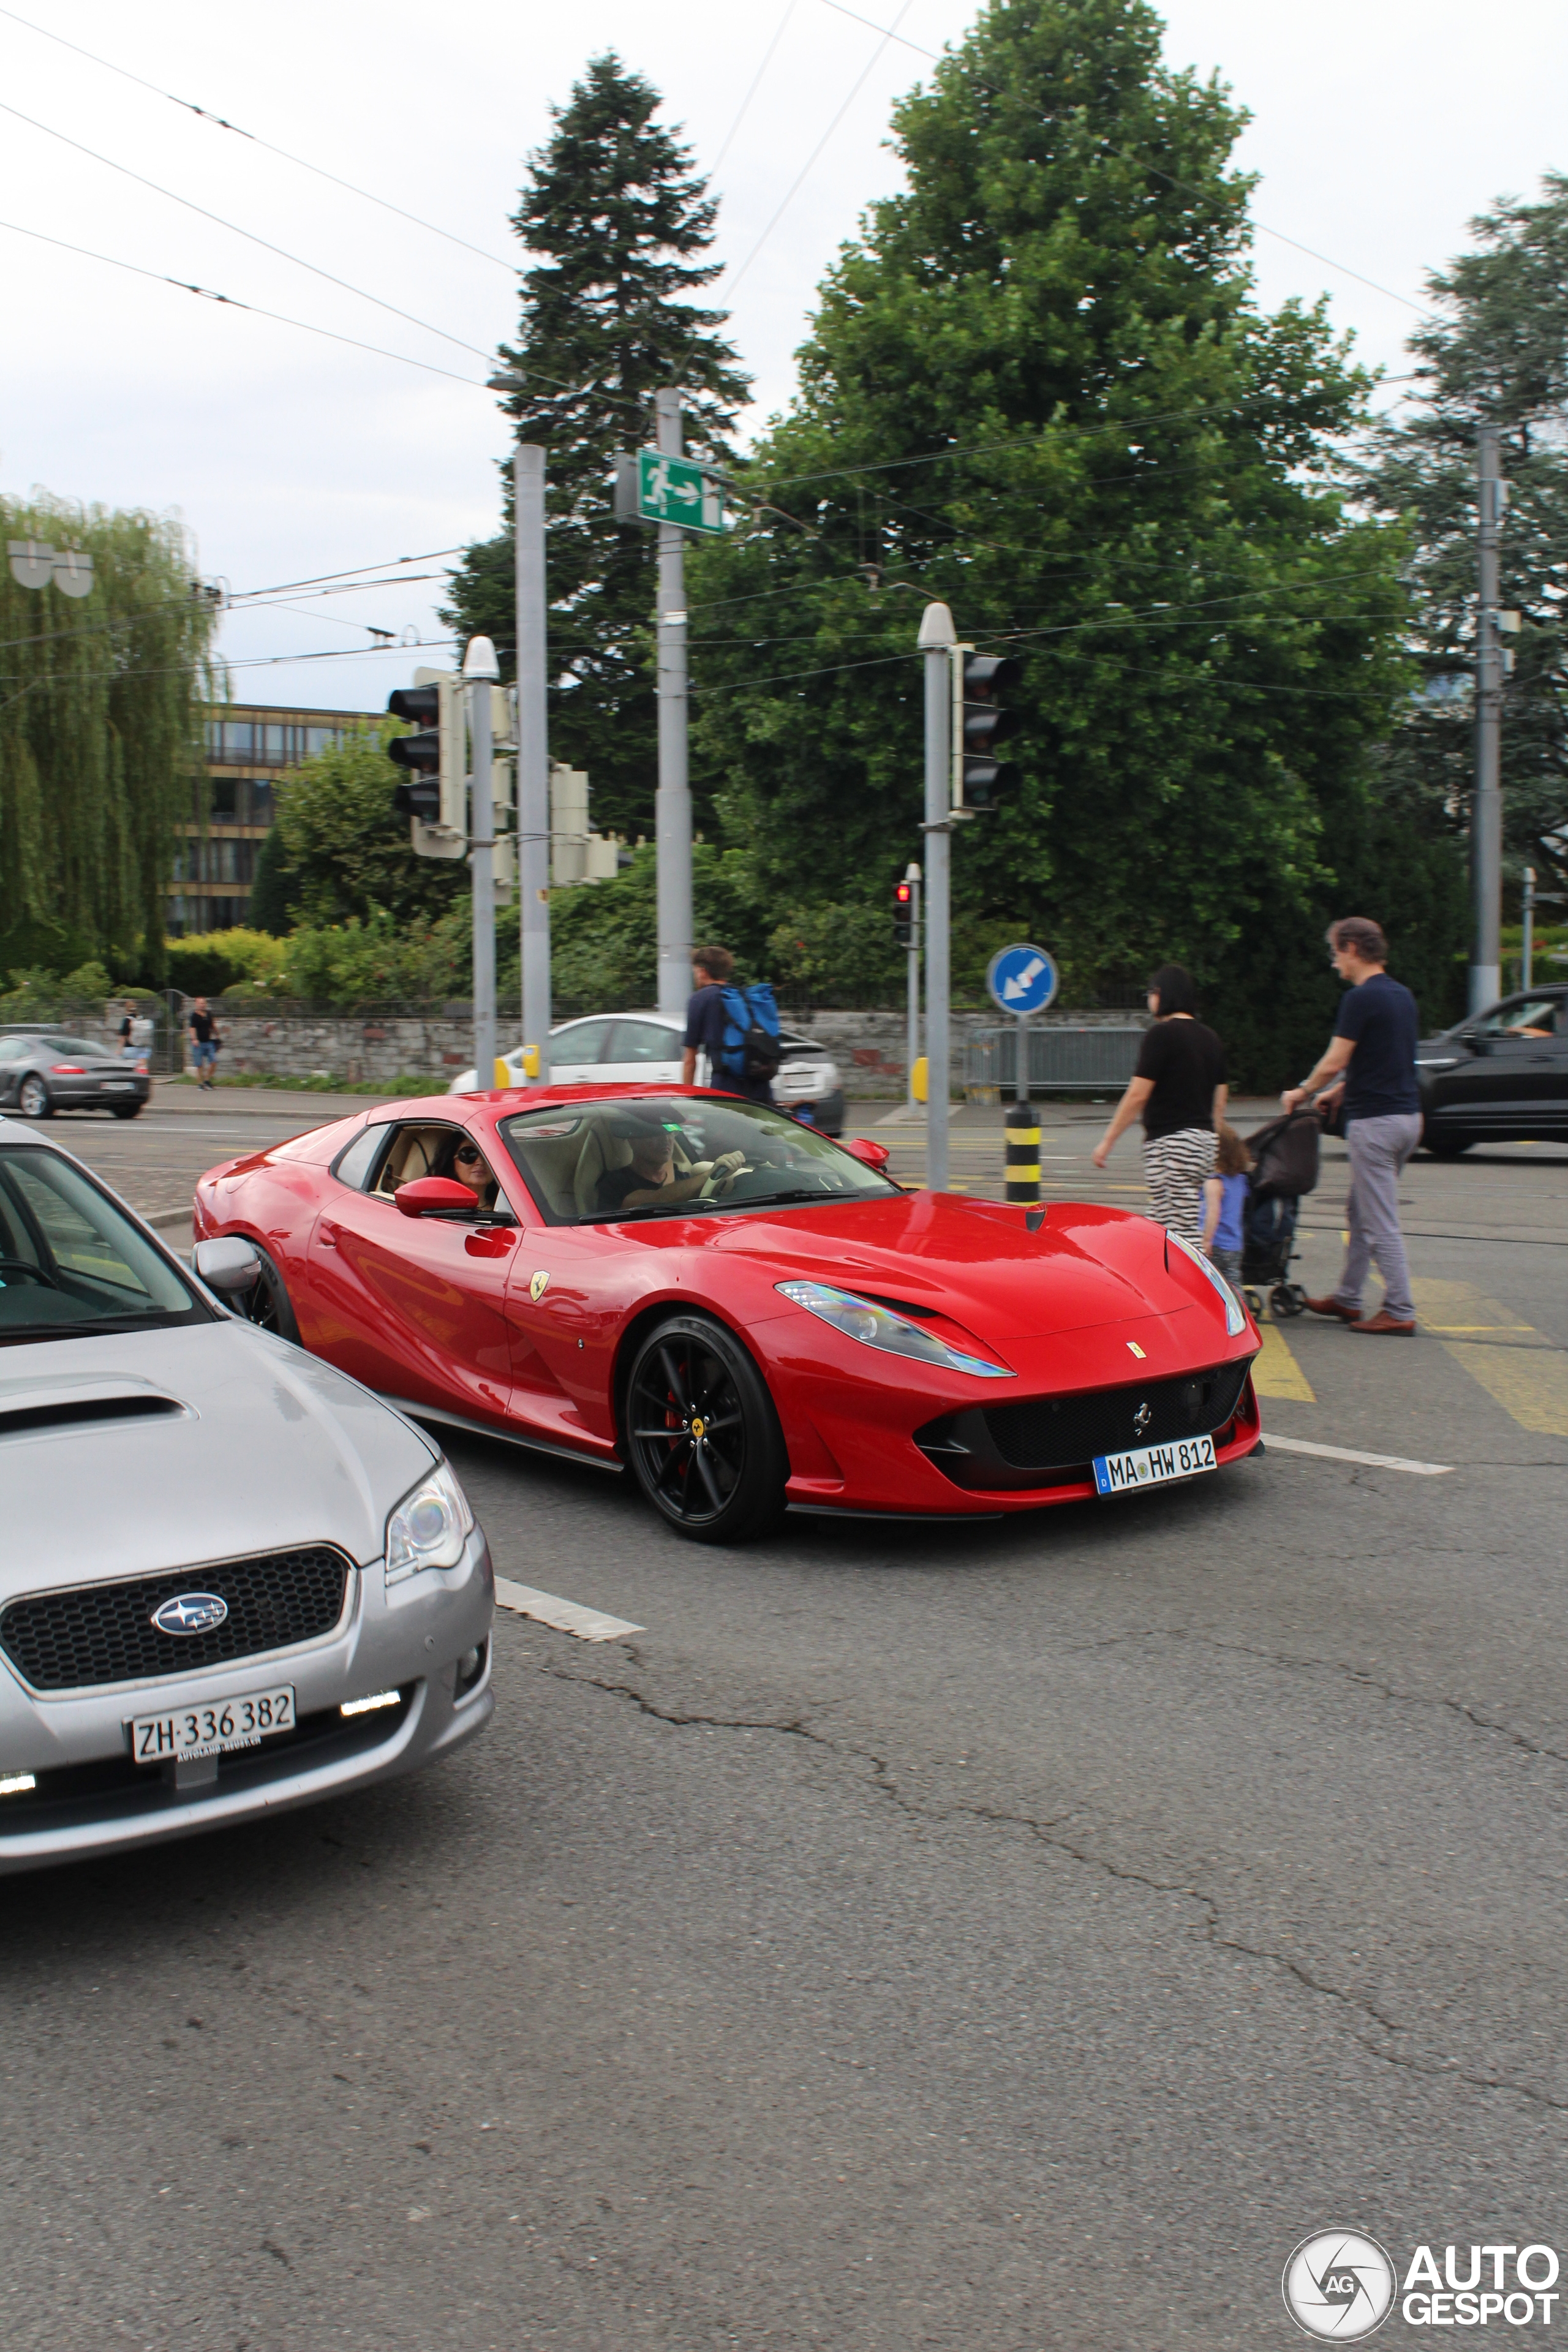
[1202,1123,1253,1292]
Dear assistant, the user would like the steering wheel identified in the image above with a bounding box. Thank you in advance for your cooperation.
[698,1160,753,1200]
[0,1255,58,1288]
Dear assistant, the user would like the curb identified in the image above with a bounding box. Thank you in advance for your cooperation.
[143,1207,192,1231]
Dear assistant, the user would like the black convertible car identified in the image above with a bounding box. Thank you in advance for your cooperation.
[1418,986,1568,1154]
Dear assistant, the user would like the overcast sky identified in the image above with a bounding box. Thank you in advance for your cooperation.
[3,0,1564,713]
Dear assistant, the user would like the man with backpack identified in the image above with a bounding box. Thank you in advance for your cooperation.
[681,945,782,1107]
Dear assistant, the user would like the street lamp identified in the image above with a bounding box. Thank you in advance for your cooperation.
[486,369,551,1084]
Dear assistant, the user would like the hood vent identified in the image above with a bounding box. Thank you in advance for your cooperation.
[0,1393,188,1442]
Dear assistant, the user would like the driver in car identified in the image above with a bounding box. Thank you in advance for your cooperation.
[596,1122,745,1214]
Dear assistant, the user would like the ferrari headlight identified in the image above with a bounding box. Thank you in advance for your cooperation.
[775,1280,1012,1378]
[385,1461,475,1583]
[1168,1232,1248,1336]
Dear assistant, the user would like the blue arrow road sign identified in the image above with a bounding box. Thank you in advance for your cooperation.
[986,943,1058,1016]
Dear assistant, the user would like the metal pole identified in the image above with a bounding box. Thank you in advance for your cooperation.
[905,860,921,1114]
[1471,426,1504,1014]
[467,660,496,1093]
[655,388,693,1021]
[919,605,955,1192]
[514,444,552,1082]
[1522,865,1535,992]
[1015,1012,1028,1105]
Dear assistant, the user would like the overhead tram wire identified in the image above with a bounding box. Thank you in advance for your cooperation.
[813,0,1430,320]
[712,1,800,171]
[0,2,516,273]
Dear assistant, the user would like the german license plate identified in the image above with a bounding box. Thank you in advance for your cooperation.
[131,1684,295,1763]
[1093,1434,1216,1497]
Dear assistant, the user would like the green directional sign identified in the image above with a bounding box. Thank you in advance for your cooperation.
[614,450,725,534]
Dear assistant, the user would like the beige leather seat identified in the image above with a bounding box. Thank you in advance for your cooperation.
[375,1126,446,1193]
[573,1123,633,1216]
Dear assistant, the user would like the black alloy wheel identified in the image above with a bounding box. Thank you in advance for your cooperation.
[1424,1133,1473,1158]
[235,1241,302,1344]
[17,1074,51,1120]
[624,1313,787,1544]
[110,1102,143,1120]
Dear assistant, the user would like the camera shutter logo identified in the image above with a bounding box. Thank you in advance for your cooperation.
[1283,2230,1395,2340]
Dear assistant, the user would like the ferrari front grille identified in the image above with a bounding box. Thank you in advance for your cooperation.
[916,1360,1253,1490]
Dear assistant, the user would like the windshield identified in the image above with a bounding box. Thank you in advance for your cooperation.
[0,1147,207,1343]
[498,1096,900,1225]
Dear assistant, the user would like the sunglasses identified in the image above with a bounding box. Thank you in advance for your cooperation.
[455,1145,481,1166]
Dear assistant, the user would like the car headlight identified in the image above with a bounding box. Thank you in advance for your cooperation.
[385,1461,475,1583]
[775,1280,1012,1378]
[1167,1232,1248,1336]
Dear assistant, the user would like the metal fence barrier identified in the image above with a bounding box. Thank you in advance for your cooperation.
[964,1025,1144,1099]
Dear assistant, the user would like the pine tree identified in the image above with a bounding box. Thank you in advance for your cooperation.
[442,54,749,841]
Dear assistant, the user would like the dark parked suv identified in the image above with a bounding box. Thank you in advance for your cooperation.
[1417,987,1568,1155]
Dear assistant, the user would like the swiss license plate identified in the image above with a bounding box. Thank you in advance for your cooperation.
[104,1080,134,1091]
[1093,1434,1216,1497]
[131,1683,295,1763]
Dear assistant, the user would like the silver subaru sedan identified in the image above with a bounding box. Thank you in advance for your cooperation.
[0,1117,493,1874]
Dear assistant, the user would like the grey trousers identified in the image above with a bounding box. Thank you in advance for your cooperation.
[1335,1112,1422,1322]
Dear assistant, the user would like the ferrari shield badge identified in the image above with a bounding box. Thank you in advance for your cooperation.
[529,1270,550,1303]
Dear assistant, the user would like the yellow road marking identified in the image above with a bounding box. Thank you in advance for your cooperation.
[1409,1279,1568,1438]
[1251,1321,1316,1402]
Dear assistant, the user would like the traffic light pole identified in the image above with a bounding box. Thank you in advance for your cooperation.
[1471,425,1504,1015]
[514,442,552,1082]
[918,603,956,1193]
[905,861,922,1115]
[464,638,498,1092]
[655,388,693,1021]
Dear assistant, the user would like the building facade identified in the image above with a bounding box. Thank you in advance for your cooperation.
[168,702,380,936]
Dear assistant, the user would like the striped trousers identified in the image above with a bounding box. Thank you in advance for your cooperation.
[1141,1126,1216,1245]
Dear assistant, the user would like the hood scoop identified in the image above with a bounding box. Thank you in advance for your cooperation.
[0,1378,190,1442]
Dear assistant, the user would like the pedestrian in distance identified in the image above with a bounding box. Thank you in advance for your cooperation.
[680,945,781,1108]
[187,996,221,1091]
[116,998,140,1063]
[1091,964,1227,1245]
[1202,1122,1253,1292]
[1283,916,1422,1336]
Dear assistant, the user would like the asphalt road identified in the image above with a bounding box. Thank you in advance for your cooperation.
[3,1087,1566,2348]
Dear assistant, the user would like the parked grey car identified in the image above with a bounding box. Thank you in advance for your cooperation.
[0,1119,493,1874]
[0,1030,150,1119]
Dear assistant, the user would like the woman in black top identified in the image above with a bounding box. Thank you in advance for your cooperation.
[1091,965,1228,1245]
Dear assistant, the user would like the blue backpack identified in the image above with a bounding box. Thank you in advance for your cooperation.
[716,982,782,1082]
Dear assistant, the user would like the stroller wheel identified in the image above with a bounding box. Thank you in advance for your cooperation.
[1244,1289,1264,1319]
[1271,1283,1307,1320]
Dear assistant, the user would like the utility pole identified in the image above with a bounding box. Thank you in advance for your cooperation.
[1471,426,1504,1014]
[1522,865,1536,992]
[905,861,922,1114]
[514,442,552,1082]
[463,635,499,1091]
[655,387,693,1020]
[919,602,956,1192]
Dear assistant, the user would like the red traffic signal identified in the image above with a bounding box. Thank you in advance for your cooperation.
[893,877,914,949]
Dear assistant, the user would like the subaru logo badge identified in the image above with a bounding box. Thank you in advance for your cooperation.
[152,1592,229,1637]
[1131,1401,1152,1437]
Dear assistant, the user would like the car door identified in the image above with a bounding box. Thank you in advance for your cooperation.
[598,1016,685,1086]
[307,1118,524,1425]
[544,1017,616,1085]
[1459,995,1564,1132]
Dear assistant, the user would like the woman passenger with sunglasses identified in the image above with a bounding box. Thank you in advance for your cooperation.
[443,1134,500,1212]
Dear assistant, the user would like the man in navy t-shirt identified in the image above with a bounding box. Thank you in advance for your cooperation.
[1283,917,1422,1334]
[680,944,775,1106]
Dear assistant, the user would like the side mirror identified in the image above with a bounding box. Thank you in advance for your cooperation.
[192,1235,262,1292]
[394,1176,478,1219]
[843,1137,891,1172]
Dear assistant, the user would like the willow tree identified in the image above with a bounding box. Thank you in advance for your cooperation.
[0,494,219,982]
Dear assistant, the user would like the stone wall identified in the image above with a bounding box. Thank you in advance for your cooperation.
[159,1003,1147,1097]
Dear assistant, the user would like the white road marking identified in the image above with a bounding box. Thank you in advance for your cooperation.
[493,1577,644,1642]
[1263,1434,1452,1476]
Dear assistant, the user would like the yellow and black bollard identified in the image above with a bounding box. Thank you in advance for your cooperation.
[1005,1101,1040,1204]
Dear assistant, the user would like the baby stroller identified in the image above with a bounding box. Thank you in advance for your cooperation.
[1240,1107,1322,1322]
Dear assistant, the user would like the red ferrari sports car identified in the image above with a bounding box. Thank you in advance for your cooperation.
[192,1085,1261,1542]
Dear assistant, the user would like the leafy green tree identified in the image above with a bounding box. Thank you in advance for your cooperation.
[548,842,765,1010]
[271,723,467,929]
[0,492,219,982]
[1362,173,1568,911]
[442,53,749,840]
[689,0,1441,1079]
[247,826,297,934]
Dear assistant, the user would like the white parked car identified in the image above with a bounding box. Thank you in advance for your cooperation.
[447,1011,847,1134]
[0,1118,493,1874]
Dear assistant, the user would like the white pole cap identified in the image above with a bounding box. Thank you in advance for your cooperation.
[462,635,501,680]
[916,601,956,650]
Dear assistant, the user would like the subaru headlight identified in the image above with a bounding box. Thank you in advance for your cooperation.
[775,1280,1012,1378]
[385,1461,475,1583]
[1168,1232,1248,1336]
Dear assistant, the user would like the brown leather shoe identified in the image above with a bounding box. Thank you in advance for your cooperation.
[1349,1310,1416,1336]
[1304,1294,1360,1321]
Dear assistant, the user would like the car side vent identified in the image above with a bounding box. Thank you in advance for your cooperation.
[0,1394,187,1441]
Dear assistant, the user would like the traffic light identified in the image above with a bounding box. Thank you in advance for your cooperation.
[386,670,464,856]
[954,652,1022,811]
[893,875,914,948]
